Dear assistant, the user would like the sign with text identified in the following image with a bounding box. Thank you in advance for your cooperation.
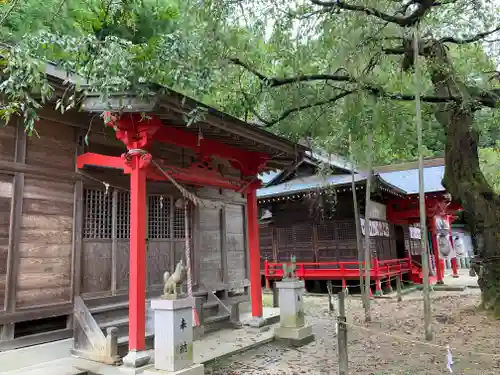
[360,218,390,237]
[409,225,421,239]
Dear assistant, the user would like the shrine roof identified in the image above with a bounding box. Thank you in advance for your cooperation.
[257,172,405,199]
[43,63,307,172]
[378,165,446,194]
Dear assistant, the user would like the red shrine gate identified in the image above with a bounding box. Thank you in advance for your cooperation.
[387,192,462,284]
[76,110,304,364]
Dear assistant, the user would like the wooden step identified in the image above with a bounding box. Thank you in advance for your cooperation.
[223,295,249,305]
[203,313,231,334]
[99,317,129,330]
[205,314,230,324]
[117,331,154,346]
[89,301,130,314]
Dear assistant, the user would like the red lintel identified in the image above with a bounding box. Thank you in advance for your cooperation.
[104,113,269,177]
[77,152,252,191]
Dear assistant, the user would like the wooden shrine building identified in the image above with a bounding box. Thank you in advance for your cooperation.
[259,153,462,292]
[0,64,306,364]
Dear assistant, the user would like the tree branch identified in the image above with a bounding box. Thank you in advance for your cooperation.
[230,58,355,87]
[231,57,499,127]
[247,88,466,128]
[440,25,500,44]
[310,0,436,27]
[0,0,22,27]
[257,90,355,127]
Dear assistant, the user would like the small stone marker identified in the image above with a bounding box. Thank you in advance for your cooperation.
[274,279,314,346]
[144,297,204,375]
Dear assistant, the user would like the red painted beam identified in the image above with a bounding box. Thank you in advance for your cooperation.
[105,113,270,176]
[76,152,251,191]
[76,152,124,170]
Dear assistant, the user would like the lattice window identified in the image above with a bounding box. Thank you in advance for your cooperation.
[173,199,192,239]
[278,227,294,245]
[317,221,335,241]
[116,191,130,239]
[294,222,312,243]
[148,195,171,239]
[83,189,112,239]
[336,221,355,240]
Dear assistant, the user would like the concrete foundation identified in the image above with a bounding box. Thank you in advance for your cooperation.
[274,325,314,347]
[246,316,267,328]
[122,350,151,368]
[143,363,204,375]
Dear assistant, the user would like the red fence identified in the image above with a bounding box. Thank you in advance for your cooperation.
[264,257,413,292]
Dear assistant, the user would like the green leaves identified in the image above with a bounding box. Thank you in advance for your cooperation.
[0,0,497,170]
[479,143,500,193]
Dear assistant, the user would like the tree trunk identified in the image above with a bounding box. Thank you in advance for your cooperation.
[426,42,500,313]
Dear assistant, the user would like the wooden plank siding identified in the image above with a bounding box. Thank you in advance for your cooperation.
[224,204,246,284]
[17,119,76,309]
[0,123,16,162]
[0,174,13,312]
[1,121,25,340]
[260,196,400,270]
[198,207,223,287]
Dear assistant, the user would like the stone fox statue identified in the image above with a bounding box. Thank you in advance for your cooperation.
[163,260,186,298]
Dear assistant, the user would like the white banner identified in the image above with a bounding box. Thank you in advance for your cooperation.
[437,233,455,259]
[409,225,421,239]
[435,216,450,230]
[360,218,390,237]
[368,201,387,221]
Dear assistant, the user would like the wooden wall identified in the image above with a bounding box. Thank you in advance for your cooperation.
[199,206,223,286]
[17,120,75,309]
[0,118,77,347]
[0,112,252,349]
[196,188,248,291]
[224,204,246,284]
[0,174,12,312]
[259,195,399,269]
[0,123,15,314]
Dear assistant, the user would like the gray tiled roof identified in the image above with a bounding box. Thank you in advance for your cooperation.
[378,166,445,194]
[257,173,367,198]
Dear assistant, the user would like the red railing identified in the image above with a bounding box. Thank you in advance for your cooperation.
[264,257,412,284]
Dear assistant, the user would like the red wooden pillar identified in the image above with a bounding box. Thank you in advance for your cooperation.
[123,153,150,367]
[247,188,263,319]
[373,258,383,296]
[430,218,444,284]
[448,215,459,278]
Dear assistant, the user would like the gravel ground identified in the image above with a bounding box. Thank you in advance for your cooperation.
[205,288,500,375]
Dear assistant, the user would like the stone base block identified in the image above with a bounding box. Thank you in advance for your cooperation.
[123,350,151,368]
[246,316,267,328]
[274,325,314,347]
[144,364,204,375]
[193,325,205,340]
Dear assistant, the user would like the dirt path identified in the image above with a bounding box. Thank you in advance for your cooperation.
[206,289,500,374]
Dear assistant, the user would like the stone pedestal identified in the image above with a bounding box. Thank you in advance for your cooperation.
[274,280,314,347]
[144,297,204,375]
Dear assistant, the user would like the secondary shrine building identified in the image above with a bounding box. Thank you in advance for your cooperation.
[259,153,462,292]
[0,65,305,357]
